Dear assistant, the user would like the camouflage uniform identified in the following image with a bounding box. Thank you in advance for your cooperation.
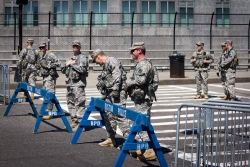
[97,56,130,139]
[128,58,158,142]
[61,53,88,123]
[217,50,227,96]
[18,46,40,86]
[219,47,237,99]
[190,50,214,96]
[39,50,61,111]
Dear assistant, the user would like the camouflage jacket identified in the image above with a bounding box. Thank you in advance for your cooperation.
[217,51,227,72]
[100,56,126,91]
[220,48,237,71]
[18,46,40,70]
[129,58,158,100]
[190,50,214,71]
[39,51,61,78]
[61,52,88,87]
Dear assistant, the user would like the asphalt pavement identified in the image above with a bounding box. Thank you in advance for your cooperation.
[1,69,250,167]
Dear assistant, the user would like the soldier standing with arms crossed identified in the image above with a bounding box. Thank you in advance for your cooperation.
[91,49,130,148]
[38,42,61,120]
[18,38,40,100]
[190,41,214,99]
[127,42,159,161]
[218,40,238,101]
[61,40,89,132]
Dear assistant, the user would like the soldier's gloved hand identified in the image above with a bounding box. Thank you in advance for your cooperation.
[111,90,120,98]
[216,72,220,77]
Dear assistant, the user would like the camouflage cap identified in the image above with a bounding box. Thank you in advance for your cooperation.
[39,42,46,48]
[221,42,226,47]
[225,40,233,44]
[129,42,145,50]
[72,40,81,46]
[196,41,204,46]
[91,48,103,63]
[27,38,34,43]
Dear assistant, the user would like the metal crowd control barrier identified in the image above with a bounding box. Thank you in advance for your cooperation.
[173,101,250,167]
[70,97,168,167]
[0,64,10,105]
[4,82,72,133]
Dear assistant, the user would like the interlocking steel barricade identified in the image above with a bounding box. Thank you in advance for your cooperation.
[0,64,10,105]
[4,82,72,133]
[173,100,250,167]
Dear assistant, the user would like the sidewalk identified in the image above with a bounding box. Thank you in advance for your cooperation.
[9,70,250,89]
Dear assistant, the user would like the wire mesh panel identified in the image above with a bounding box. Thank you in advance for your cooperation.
[173,102,250,167]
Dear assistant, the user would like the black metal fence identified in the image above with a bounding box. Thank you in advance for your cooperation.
[0,12,249,70]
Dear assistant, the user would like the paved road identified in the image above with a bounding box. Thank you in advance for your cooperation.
[1,83,249,166]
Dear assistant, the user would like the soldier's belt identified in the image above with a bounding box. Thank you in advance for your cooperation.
[195,68,208,71]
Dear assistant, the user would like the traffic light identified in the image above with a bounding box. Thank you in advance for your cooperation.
[15,0,28,5]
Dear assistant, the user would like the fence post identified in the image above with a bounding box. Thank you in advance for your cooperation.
[14,12,17,50]
[131,11,134,47]
[210,12,214,50]
[89,11,93,50]
[173,12,177,51]
[48,11,51,50]
[248,20,250,70]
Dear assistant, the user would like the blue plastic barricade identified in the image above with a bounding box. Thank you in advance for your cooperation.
[4,82,72,133]
[71,97,168,167]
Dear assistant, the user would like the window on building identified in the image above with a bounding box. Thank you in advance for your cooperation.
[122,1,137,26]
[92,1,107,27]
[141,1,156,26]
[23,1,38,26]
[54,1,69,26]
[4,1,19,26]
[73,0,88,26]
[216,1,230,28]
[161,1,175,27]
[179,2,194,28]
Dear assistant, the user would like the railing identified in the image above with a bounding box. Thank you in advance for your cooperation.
[0,64,10,105]
[1,50,249,72]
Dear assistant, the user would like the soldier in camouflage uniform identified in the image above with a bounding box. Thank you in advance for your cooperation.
[38,42,61,120]
[218,40,237,101]
[18,38,40,100]
[91,49,130,148]
[127,42,159,161]
[190,41,214,99]
[61,40,89,132]
[216,42,228,100]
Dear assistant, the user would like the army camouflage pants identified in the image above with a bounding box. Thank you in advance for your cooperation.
[225,70,236,99]
[195,70,208,95]
[133,98,152,142]
[66,86,86,123]
[220,71,227,95]
[104,90,130,139]
[22,69,37,86]
[43,75,56,111]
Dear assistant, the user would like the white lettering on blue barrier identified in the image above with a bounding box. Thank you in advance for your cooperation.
[105,103,113,113]
[91,121,101,126]
[48,112,58,116]
[136,143,149,150]
[18,98,26,103]
[118,108,127,118]
[27,85,32,92]
[35,88,41,95]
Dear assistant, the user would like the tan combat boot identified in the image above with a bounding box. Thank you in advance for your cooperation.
[70,122,79,128]
[230,98,235,101]
[19,93,27,98]
[204,94,209,99]
[129,150,145,157]
[99,137,116,147]
[221,95,227,100]
[194,94,201,99]
[42,116,53,120]
[30,93,35,100]
[137,149,156,161]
